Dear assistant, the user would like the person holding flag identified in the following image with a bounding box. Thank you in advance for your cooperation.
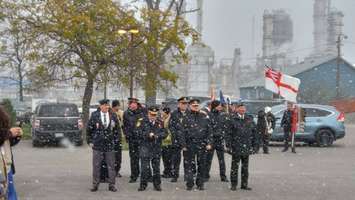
[281,102,296,153]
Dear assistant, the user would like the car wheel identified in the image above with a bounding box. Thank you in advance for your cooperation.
[74,140,83,146]
[307,142,315,146]
[316,129,334,147]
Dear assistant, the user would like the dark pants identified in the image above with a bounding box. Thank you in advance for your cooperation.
[261,134,270,153]
[93,150,116,186]
[115,145,122,174]
[140,156,161,187]
[230,154,249,188]
[171,145,182,179]
[184,145,206,188]
[128,142,140,179]
[283,129,292,150]
[162,145,173,176]
[206,142,226,179]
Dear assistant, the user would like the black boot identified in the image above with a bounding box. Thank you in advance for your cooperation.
[129,177,137,183]
[90,184,99,192]
[221,176,229,182]
[292,148,296,153]
[138,185,146,191]
[108,185,117,192]
[231,185,237,191]
[241,186,252,190]
[154,185,162,191]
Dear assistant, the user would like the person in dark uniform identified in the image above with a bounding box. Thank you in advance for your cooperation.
[205,100,228,182]
[180,99,213,191]
[256,107,276,154]
[123,98,146,183]
[87,99,120,192]
[226,102,258,191]
[169,97,189,183]
[138,106,167,191]
[161,107,173,178]
[281,102,295,153]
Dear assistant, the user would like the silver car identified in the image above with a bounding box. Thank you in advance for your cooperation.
[270,104,346,147]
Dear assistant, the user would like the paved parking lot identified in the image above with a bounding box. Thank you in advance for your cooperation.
[13,125,355,200]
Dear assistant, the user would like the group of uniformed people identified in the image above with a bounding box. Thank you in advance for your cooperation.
[86,96,287,192]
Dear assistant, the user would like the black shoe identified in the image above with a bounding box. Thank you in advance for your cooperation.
[282,148,288,152]
[292,148,296,153]
[186,186,193,191]
[221,177,229,182]
[231,186,237,191]
[116,172,122,178]
[171,178,178,183]
[108,185,117,192]
[138,186,146,191]
[90,185,98,192]
[154,185,162,191]
[241,186,252,191]
[263,152,269,154]
[129,178,137,183]
[197,186,204,191]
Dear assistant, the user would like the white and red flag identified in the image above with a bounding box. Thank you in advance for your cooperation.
[264,67,301,103]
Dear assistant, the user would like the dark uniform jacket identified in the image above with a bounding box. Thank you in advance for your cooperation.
[281,110,293,131]
[226,114,258,156]
[86,110,121,152]
[138,118,167,158]
[169,109,188,147]
[209,110,229,145]
[180,111,213,148]
[123,108,146,143]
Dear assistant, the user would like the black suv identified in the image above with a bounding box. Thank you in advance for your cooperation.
[31,103,83,147]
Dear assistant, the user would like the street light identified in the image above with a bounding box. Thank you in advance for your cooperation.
[117,29,140,98]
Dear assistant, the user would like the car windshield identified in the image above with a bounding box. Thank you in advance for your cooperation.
[38,104,79,117]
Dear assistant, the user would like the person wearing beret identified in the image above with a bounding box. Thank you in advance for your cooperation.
[180,99,213,191]
[137,106,167,191]
[205,100,229,182]
[123,97,146,183]
[168,97,189,183]
[87,99,121,192]
[225,102,258,191]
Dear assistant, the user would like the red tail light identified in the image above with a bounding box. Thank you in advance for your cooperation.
[337,112,345,122]
[34,120,40,129]
[78,119,84,129]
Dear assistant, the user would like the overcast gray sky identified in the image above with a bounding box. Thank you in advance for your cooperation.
[185,0,355,65]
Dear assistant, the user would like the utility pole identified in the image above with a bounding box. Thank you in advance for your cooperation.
[336,34,347,99]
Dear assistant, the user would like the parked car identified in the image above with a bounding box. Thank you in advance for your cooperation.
[200,99,285,116]
[270,104,346,147]
[31,103,84,147]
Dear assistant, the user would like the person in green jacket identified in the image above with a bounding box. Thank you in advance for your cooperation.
[161,107,173,178]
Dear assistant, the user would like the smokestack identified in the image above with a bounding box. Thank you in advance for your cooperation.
[313,0,331,55]
[262,10,273,58]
